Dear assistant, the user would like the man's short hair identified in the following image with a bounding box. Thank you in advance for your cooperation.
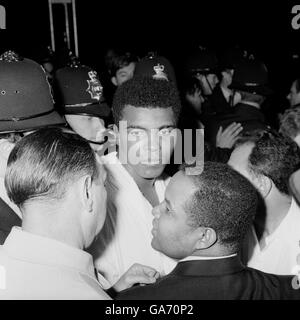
[279,106,300,139]
[112,76,182,124]
[181,161,258,252]
[5,127,99,208]
[105,49,137,77]
[236,129,300,195]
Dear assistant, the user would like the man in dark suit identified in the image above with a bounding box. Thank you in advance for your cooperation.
[117,162,300,300]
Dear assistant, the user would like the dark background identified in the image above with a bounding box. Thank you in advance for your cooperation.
[0,1,300,104]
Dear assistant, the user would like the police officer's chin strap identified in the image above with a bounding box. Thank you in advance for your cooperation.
[86,135,108,146]
[204,74,214,95]
[63,114,109,146]
[229,89,235,107]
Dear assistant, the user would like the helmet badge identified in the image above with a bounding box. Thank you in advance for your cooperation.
[0,50,23,62]
[86,70,103,101]
[153,64,168,81]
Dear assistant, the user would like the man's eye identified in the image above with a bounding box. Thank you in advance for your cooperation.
[128,130,146,138]
[158,128,173,136]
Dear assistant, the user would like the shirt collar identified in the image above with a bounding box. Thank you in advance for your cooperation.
[180,253,237,263]
[3,227,96,278]
[253,197,299,246]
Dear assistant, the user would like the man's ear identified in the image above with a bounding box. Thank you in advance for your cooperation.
[193,227,217,250]
[111,76,118,87]
[80,175,93,212]
[108,124,120,146]
[256,175,272,198]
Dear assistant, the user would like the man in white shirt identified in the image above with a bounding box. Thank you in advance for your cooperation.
[228,129,300,275]
[117,162,300,299]
[88,76,183,287]
[0,50,66,243]
[0,128,159,299]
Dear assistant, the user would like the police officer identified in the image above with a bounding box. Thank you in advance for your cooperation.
[207,57,273,145]
[0,50,66,244]
[134,52,177,84]
[54,62,114,155]
[211,46,245,115]
[183,47,221,130]
[185,47,219,97]
[180,47,242,158]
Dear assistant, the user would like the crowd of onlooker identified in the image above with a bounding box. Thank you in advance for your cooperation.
[0,43,300,300]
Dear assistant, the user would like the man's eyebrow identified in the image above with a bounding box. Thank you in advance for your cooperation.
[127,125,176,130]
[158,125,176,130]
[127,125,147,130]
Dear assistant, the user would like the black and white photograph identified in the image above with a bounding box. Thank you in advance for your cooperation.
[0,0,299,309]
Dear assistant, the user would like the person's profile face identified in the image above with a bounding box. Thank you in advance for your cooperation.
[221,69,234,88]
[65,114,107,151]
[151,171,197,259]
[118,105,177,180]
[287,81,300,107]
[114,62,135,86]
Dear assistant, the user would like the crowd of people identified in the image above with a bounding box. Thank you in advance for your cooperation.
[0,44,300,300]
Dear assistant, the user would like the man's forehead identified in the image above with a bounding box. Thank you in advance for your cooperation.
[121,105,175,123]
[166,171,196,204]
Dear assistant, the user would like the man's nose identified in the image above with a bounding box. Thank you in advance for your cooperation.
[147,130,160,151]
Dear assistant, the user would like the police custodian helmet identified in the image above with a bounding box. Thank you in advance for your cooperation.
[54,64,111,118]
[185,47,219,76]
[134,52,177,84]
[229,58,273,96]
[0,50,65,133]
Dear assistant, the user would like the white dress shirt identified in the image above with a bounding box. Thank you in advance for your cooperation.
[0,227,110,300]
[243,197,300,275]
